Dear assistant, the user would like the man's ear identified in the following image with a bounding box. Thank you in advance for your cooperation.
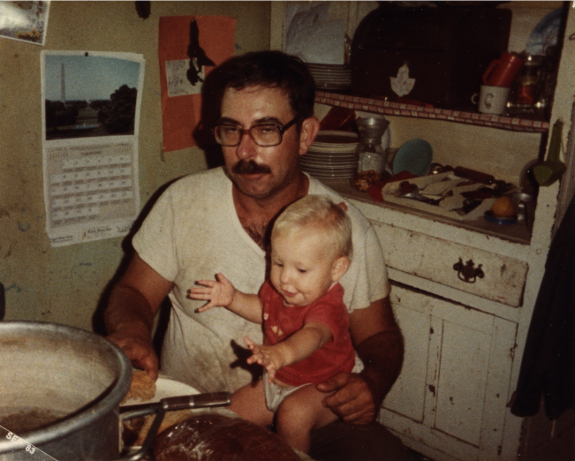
[298,116,320,156]
[331,256,350,283]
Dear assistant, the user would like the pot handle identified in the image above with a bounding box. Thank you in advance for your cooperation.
[117,392,231,461]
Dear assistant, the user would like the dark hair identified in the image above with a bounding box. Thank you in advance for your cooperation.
[208,51,316,123]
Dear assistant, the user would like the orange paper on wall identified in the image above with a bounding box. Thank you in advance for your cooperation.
[158,16,236,153]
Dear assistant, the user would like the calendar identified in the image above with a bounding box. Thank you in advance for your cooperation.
[41,50,145,247]
[44,141,140,247]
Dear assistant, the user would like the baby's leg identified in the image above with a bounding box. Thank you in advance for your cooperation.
[229,379,274,428]
[275,384,338,454]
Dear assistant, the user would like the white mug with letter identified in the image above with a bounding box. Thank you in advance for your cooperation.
[471,85,510,115]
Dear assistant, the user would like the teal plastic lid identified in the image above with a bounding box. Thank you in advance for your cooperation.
[393,138,433,176]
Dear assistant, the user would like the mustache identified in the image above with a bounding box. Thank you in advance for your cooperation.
[232,160,271,175]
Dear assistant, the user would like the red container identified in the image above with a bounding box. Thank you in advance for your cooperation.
[482,52,524,87]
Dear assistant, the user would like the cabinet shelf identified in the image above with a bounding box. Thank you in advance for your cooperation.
[315,91,549,133]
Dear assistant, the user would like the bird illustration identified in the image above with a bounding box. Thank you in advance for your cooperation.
[186,17,215,86]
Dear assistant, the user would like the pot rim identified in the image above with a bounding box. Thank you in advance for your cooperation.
[0,321,132,453]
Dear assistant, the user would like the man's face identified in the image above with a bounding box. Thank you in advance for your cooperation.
[219,85,306,200]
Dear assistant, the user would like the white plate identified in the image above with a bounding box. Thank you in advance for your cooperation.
[303,153,357,161]
[122,375,199,406]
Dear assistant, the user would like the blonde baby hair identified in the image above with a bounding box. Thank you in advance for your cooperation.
[272,194,352,259]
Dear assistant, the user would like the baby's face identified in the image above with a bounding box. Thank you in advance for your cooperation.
[270,230,344,307]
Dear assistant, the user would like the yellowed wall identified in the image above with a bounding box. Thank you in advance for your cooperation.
[0,1,270,330]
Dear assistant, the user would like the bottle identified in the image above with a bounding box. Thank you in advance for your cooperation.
[516,57,540,105]
[355,117,390,177]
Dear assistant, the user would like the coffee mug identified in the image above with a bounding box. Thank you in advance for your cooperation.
[471,85,510,115]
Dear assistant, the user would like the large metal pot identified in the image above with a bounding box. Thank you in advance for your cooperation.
[0,321,132,460]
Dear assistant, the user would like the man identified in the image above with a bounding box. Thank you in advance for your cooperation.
[104,50,407,461]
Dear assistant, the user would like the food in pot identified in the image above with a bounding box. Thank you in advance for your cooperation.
[0,407,68,434]
[152,413,301,461]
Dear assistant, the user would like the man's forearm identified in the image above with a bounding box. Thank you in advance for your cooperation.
[104,284,156,338]
[356,329,404,408]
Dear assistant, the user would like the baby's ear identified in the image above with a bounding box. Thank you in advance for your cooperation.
[332,256,350,282]
[337,201,348,212]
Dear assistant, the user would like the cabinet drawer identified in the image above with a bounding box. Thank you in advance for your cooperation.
[372,222,528,306]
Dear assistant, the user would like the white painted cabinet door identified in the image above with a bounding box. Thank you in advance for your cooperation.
[381,284,518,461]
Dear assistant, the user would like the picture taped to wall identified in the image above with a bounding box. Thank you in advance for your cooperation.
[159,15,236,153]
[41,50,145,247]
[0,1,50,46]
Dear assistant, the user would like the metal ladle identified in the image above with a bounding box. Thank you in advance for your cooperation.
[398,183,444,205]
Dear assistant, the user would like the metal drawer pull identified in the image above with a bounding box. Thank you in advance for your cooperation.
[453,258,484,283]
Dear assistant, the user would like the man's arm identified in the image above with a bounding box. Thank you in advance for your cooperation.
[104,252,174,380]
[317,296,404,424]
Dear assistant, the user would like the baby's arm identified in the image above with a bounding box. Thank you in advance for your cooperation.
[188,273,263,323]
[245,321,333,381]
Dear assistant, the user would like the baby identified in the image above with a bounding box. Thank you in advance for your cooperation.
[188,194,354,454]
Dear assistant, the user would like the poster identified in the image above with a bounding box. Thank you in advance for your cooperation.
[0,1,50,45]
[159,15,236,153]
[41,51,145,247]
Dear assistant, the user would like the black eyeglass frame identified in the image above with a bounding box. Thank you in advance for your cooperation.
[213,116,299,147]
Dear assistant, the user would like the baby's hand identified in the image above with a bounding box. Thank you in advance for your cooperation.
[187,273,235,312]
[244,336,286,382]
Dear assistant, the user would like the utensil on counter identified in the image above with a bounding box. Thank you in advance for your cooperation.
[533,119,566,186]
[397,181,444,205]
[454,166,495,184]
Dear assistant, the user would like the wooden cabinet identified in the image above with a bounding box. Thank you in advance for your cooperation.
[335,189,534,461]
[289,3,575,460]
[371,221,529,307]
[384,285,517,461]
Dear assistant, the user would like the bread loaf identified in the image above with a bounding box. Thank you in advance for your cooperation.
[121,370,156,403]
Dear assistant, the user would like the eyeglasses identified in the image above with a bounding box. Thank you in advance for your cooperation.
[214,116,298,147]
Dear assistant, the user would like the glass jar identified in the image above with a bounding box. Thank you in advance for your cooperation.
[516,58,540,105]
[355,117,390,177]
[507,55,543,116]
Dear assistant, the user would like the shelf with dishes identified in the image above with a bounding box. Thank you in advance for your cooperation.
[315,91,549,133]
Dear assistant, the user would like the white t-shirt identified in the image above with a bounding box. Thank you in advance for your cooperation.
[132,167,389,392]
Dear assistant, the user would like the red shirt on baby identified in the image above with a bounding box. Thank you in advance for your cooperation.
[258,280,355,387]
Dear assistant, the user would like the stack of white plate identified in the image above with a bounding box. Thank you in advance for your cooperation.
[302,131,358,180]
[306,63,352,91]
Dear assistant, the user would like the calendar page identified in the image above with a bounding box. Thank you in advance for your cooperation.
[41,51,145,247]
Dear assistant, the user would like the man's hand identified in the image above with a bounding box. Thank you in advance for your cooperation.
[316,372,377,425]
[104,254,173,382]
[108,328,159,381]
